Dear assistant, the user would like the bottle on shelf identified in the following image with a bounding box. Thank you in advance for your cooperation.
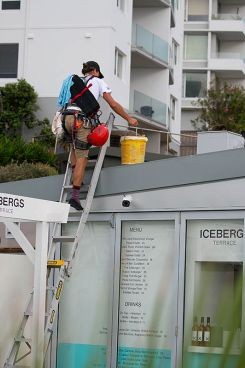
[191,316,198,346]
[197,316,205,346]
[204,317,211,347]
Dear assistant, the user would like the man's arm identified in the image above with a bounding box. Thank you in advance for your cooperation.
[103,92,138,126]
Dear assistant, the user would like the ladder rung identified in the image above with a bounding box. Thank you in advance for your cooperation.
[14,337,31,343]
[24,311,49,317]
[63,184,72,190]
[63,184,89,192]
[47,260,65,268]
[52,235,75,243]
[5,365,31,368]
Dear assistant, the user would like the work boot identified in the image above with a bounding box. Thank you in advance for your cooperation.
[68,198,83,211]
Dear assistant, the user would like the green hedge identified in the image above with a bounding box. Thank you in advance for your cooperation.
[0,136,57,167]
[0,162,58,182]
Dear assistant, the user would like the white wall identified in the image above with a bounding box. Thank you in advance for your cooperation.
[0,0,133,109]
[133,8,171,41]
[181,110,199,131]
[131,68,169,102]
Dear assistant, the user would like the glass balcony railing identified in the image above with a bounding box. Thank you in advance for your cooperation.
[131,90,167,126]
[134,0,170,7]
[212,13,244,21]
[171,0,177,11]
[212,52,244,60]
[132,24,169,64]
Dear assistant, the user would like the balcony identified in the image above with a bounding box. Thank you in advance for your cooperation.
[218,0,244,4]
[131,24,169,68]
[184,22,209,31]
[168,46,174,85]
[210,14,245,41]
[130,90,168,128]
[182,98,201,110]
[133,0,170,7]
[209,53,245,78]
[171,0,176,28]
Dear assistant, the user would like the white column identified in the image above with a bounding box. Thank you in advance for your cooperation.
[31,221,49,368]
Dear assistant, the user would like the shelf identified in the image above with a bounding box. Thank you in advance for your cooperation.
[188,346,240,355]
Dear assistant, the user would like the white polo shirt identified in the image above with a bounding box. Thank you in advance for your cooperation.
[84,76,112,101]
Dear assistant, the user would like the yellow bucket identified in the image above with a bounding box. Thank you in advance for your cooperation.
[120,136,148,165]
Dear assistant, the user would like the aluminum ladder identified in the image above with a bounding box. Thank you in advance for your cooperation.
[3,113,115,368]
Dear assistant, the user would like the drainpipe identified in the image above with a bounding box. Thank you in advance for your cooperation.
[22,0,30,78]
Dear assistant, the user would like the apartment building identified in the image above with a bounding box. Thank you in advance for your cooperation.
[181,0,245,155]
[0,0,184,155]
[130,0,183,154]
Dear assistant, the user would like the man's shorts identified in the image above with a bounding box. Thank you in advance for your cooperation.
[64,115,91,159]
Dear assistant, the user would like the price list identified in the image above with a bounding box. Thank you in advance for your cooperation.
[117,221,175,367]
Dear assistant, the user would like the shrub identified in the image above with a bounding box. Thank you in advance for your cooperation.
[0,79,38,136]
[192,81,245,132]
[0,135,57,167]
[0,162,58,182]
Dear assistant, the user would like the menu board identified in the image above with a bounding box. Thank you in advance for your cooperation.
[117,220,176,368]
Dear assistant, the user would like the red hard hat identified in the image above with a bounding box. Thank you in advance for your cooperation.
[87,124,109,146]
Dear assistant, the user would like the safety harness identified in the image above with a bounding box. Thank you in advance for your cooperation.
[61,76,101,150]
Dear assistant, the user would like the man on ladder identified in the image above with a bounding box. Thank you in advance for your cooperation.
[60,60,138,211]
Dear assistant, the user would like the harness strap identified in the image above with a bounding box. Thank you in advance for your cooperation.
[74,138,91,150]
[70,83,92,104]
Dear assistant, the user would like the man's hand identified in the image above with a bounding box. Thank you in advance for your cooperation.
[128,117,138,126]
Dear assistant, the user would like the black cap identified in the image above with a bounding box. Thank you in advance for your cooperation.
[86,61,104,79]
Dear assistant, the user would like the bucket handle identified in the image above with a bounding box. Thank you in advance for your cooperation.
[135,127,146,137]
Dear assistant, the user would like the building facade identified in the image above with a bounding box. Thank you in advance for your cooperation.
[0,0,183,154]
[181,0,245,155]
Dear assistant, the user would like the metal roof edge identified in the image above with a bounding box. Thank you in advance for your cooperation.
[0,148,245,201]
[95,148,245,196]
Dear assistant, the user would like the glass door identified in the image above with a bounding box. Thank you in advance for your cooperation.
[111,213,180,368]
[180,211,245,368]
[56,215,115,368]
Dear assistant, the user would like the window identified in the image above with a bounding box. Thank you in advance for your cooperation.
[117,0,125,12]
[187,0,209,21]
[170,96,177,120]
[172,39,178,65]
[57,221,114,367]
[184,218,243,366]
[0,44,18,78]
[114,48,124,79]
[183,72,207,98]
[2,1,20,10]
[184,35,208,60]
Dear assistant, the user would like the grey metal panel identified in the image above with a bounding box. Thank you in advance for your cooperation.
[95,148,245,196]
[0,175,63,201]
[91,178,245,213]
[1,148,245,201]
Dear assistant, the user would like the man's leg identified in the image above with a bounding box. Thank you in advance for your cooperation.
[73,156,88,187]
[70,148,76,173]
[67,120,90,211]
[69,154,88,211]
